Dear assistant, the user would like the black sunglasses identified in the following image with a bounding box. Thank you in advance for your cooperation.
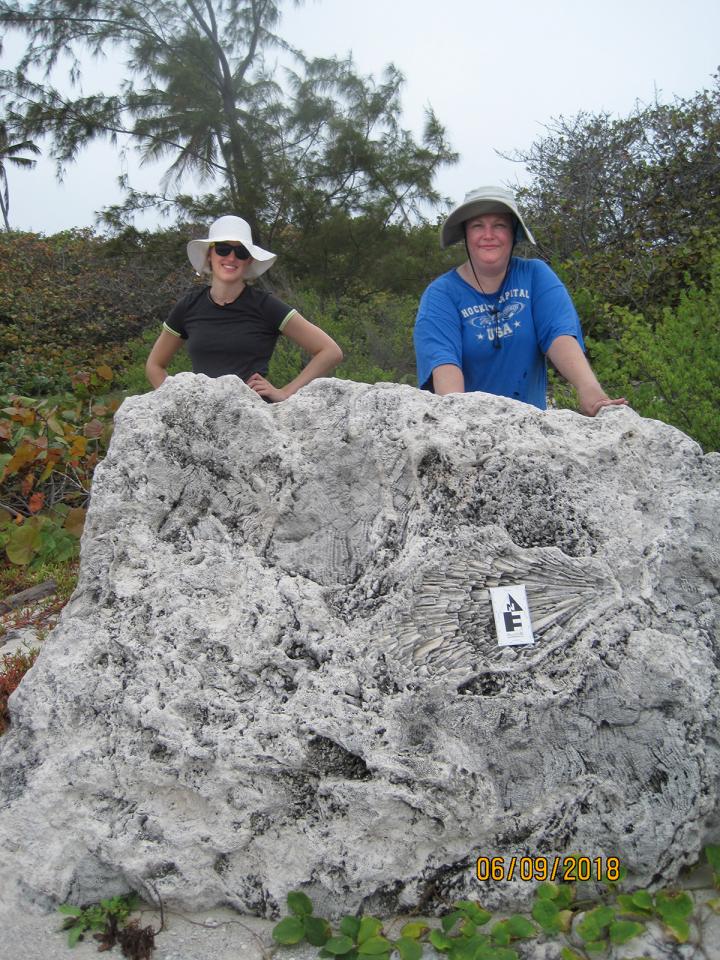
[211,242,251,260]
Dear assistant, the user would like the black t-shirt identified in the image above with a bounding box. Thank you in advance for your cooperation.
[164,285,296,380]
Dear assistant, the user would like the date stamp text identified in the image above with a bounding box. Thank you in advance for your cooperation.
[476,856,621,883]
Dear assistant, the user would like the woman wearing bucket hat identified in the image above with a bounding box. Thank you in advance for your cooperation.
[413,187,626,415]
[146,215,343,399]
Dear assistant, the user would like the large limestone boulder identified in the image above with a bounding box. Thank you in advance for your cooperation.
[1,374,718,918]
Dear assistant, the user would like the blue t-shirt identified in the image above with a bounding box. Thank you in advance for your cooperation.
[413,258,585,409]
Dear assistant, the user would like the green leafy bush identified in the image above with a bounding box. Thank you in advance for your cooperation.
[0,370,122,566]
[0,228,189,396]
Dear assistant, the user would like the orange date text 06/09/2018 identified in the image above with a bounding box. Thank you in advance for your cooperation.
[475,856,621,883]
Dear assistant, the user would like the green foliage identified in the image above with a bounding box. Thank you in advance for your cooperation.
[582,248,720,451]
[287,289,421,387]
[706,844,720,888]
[273,891,534,960]
[272,856,720,960]
[0,229,190,396]
[0,644,39,734]
[0,377,123,565]
[57,892,139,948]
[514,71,720,318]
[118,326,193,396]
[272,890,331,949]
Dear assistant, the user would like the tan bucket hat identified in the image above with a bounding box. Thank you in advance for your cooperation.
[187,215,277,280]
[441,186,536,248]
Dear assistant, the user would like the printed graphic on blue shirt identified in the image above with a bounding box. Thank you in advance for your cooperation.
[464,298,528,345]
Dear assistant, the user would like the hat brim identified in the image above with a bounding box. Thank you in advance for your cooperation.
[441,200,535,248]
[187,237,277,280]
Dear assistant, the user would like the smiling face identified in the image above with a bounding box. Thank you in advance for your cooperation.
[464,211,515,273]
[208,241,253,283]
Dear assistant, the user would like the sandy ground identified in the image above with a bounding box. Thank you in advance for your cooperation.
[0,903,312,960]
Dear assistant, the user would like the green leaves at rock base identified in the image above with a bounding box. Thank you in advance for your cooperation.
[609,919,645,944]
[272,875,703,960]
[706,843,720,887]
[272,916,306,945]
[287,890,314,918]
[272,895,331,948]
[654,890,693,943]
[57,893,139,948]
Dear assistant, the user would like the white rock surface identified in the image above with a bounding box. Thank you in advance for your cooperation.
[0,374,718,921]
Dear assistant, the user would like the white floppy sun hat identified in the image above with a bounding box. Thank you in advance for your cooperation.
[441,186,536,248]
[187,215,277,280]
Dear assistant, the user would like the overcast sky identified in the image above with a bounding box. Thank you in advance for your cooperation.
[2,0,719,234]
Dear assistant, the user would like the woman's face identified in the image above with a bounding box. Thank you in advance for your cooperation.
[208,241,253,282]
[464,212,514,272]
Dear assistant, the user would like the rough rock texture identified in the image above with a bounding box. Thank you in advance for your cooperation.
[1,374,718,919]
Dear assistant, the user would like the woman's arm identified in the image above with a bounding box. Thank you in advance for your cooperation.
[431,364,465,395]
[146,330,185,388]
[547,335,627,416]
[246,313,343,402]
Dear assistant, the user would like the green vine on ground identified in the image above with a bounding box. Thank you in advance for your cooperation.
[272,847,720,959]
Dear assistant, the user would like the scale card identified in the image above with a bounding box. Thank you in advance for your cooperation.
[489,584,535,647]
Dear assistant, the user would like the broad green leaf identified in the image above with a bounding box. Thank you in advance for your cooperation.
[585,940,608,954]
[450,935,489,959]
[394,936,423,960]
[577,905,614,942]
[505,914,535,938]
[474,946,519,960]
[399,921,428,939]
[705,843,720,874]
[304,915,331,946]
[287,890,313,917]
[655,890,693,921]
[357,935,391,955]
[340,916,361,939]
[491,920,510,945]
[632,890,653,910]
[616,889,653,915]
[6,520,41,564]
[455,900,492,926]
[561,949,585,960]
[662,917,690,943]
[609,919,645,944]
[324,935,356,955]
[441,909,463,932]
[555,885,575,909]
[531,898,561,933]
[358,917,382,944]
[357,917,383,943]
[535,882,559,901]
[272,916,305,944]
[429,928,454,950]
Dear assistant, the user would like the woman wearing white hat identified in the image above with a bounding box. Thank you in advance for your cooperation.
[146,215,343,399]
[413,187,626,415]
